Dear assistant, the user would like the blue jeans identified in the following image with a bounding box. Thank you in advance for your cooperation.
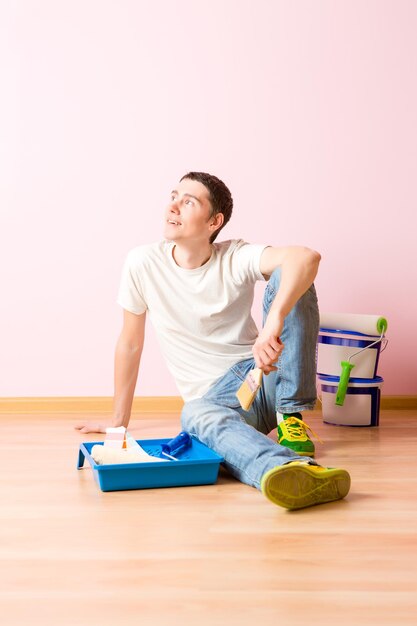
[181,268,320,489]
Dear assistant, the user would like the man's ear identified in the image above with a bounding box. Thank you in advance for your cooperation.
[211,213,224,230]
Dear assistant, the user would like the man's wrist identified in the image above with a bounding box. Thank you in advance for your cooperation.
[111,415,130,428]
[267,302,287,322]
[268,296,291,320]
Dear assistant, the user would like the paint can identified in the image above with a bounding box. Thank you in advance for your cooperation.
[318,374,383,426]
[317,328,384,379]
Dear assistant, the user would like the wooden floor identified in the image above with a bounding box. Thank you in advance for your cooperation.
[1,410,417,626]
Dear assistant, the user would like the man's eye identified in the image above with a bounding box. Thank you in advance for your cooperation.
[185,199,193,205]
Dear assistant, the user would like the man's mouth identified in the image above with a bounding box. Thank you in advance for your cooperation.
[167,219,181,226]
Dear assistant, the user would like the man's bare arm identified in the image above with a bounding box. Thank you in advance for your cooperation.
[112,309,146,427]
[253,246,321,373]
[74,309,146,434]
[259,245,321,317]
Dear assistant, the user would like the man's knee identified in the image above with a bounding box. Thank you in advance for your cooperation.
[266,267,282,293]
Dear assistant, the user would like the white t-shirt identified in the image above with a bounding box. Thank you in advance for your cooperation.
[117,239,268,401]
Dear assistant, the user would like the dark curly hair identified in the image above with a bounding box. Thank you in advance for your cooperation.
[180,171,233,243]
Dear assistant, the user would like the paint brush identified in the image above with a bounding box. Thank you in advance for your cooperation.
[236,368,263,410]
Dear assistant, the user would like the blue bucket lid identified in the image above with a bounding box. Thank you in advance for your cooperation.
[319,327,379,338]
[318,373,384,384]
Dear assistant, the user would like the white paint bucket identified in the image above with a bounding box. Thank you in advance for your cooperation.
[317,328,384,379]
[318,374,383,427]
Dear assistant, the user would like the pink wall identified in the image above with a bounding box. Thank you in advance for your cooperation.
[1,0,416,397]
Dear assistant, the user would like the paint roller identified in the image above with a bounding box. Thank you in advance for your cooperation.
[319,313,388,337]
[319,313,388,406]
[91,445,167,464]
[91,432,192,465]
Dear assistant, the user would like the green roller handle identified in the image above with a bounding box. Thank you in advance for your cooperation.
[377,317,388,334]
[336,361,355,406]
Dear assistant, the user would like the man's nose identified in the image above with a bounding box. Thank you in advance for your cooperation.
[170,199,180,213]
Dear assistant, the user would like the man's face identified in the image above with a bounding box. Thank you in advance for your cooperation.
[164,178,215,243]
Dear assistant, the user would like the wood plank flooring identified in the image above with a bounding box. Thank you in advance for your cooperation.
[1,410,416,626]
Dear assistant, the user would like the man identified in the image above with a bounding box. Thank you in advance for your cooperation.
[75,172,351,510]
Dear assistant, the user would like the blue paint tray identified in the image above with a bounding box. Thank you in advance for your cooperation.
[77,437,224,492]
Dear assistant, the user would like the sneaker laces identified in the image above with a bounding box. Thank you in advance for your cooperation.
[284,416,324,444]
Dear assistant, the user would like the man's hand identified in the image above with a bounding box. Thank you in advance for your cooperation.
[74,420,109,434]
[252,316,284,374]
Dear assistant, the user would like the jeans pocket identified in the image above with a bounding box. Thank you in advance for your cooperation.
[230,358,255,381]
[205,358,254,409]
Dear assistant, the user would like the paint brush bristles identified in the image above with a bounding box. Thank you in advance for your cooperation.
[236,368,263,410]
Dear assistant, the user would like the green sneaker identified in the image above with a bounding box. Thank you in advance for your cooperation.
[261,461,351,510]
[277,413,322,458]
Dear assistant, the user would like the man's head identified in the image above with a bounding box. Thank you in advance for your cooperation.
[180,172,233,243]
